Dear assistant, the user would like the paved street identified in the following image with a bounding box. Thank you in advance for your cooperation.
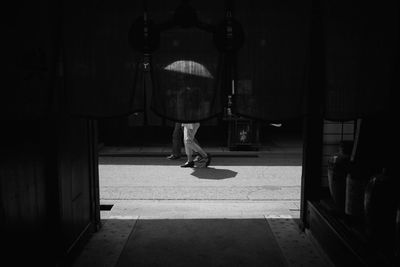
[99,145,303,218]
[98,133,302,218]
[99,155,301,201]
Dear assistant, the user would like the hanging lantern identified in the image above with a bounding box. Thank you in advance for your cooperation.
[213,13,245,52]
[128,15,160,54]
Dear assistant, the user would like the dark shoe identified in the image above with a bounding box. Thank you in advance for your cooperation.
[180,161,194,168]
[167,154,181,160]
[205,153,212,167]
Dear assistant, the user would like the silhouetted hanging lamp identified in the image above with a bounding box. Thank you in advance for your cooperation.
[213,2,244,52]
[128,2,160,54]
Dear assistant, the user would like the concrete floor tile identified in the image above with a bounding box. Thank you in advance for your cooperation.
[72,218,137,267]
[266,217,335,267]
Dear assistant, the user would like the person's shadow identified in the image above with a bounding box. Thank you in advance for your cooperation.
[190,167,238,180]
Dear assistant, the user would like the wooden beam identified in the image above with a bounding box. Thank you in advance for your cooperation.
[300,0,325,229]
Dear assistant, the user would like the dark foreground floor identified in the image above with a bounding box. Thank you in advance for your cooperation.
[116,219,286,267]
[73,215,333,267]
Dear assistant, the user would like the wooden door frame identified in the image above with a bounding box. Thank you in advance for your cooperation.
[88,119,101,230]
[299,0,325,229]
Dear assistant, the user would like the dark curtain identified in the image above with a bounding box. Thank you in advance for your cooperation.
[233,0,312,122]
[150,27,222,122]
[62,1,144,118]
[2,1,58,119]
[62,0,223,121]
[7,1,397,122]
[323,1,398,121]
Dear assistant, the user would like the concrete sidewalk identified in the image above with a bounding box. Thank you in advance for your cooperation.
[98,132,303,157]
[99,145,302,157]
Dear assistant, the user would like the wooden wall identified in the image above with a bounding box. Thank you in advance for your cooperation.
[1,1,101,263]
[0,118,99,266]
[57,118,99,262]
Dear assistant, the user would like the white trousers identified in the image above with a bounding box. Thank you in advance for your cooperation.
[183,123,206,158]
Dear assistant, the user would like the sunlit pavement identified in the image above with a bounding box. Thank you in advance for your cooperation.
[98,151,302,219]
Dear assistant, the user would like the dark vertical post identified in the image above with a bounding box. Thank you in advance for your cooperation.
[143,56,148,125]
[143,1,149,126]
[88,119,101,230]
[300,0,325,229]
[44,119,62,264]
[44,0,65,262]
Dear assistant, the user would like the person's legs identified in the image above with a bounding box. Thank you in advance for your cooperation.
[167,123,183,159]
[171,122,182,156]
[182,123,209,167]
[183,125,195,163]
[189,124,211,167]
[188,140,207,158]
